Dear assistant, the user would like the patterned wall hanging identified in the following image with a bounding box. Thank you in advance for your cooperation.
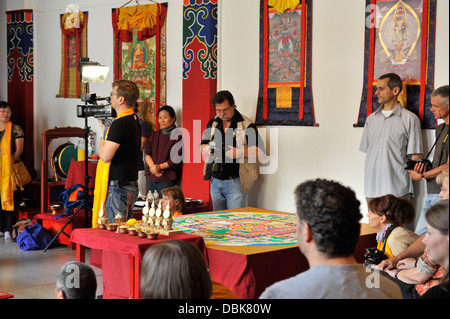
[356,0,436,129]
[6,10,35,174]
[182,0,218,205]
[255,0,316,127]
[112,3,168,130]
[58,6,88,99]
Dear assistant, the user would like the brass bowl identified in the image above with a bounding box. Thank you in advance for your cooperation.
[106,224,118,232]
[147,232,159,240]
[128,228,137,236]
[137,231,147,238]
[98,223,107,230]
[119,226,128,234]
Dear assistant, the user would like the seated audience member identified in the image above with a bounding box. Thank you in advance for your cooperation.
[367,195,419,259]
[55,261,97,299]
[378,201,448,299]
[437,169,449,200]
[259,179,403,299]
[140,240,212,299]
[161,186,187,217]
[421,200,449,299]
[377,171,449,271]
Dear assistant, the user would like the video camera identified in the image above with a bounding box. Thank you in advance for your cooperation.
[77,93,117,120]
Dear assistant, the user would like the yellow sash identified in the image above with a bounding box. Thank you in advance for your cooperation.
[92,108,135,228]
[377,240,394,259]
[1,122,14,211]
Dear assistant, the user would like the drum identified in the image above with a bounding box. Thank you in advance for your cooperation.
[51,143,77,178]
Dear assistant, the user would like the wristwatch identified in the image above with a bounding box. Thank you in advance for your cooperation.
[421,173,425,181]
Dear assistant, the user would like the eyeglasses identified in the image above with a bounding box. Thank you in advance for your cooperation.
[110,92,119,97]
[0,110,12,114]
[216,106,232,114]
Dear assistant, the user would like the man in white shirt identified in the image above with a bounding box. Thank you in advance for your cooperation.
[360,73,423,202]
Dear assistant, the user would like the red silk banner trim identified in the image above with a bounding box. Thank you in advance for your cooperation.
[299,0,306,121]
[366,0,377,117]
[64,35,68,98]
[75,28,81,98]
[155,4,161,131]
[263,0,269,120]
[419,0,429,123]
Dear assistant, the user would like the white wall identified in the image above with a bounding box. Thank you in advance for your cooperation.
[1,0,449,223]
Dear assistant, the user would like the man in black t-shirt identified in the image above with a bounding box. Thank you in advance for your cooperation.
[410,85,449,235]
[99,80,141,222]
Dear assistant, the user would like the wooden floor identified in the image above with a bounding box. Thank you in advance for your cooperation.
[0,238,103,299]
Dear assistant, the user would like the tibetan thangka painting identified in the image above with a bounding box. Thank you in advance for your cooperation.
[256,0,316,127]
[112,4,167,129]
[58,8,88,99]
[357,0,436,129]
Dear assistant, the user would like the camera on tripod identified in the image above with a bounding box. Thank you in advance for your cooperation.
[77,93,117,120]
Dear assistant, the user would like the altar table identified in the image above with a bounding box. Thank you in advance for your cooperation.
[70,228,206,299]
[175,207,377,299]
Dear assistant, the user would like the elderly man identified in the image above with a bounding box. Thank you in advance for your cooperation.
[410,85,449,235]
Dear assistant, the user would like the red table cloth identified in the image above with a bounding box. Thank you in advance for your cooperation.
[70,228,206,299]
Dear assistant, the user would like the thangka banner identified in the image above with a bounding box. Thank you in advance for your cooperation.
[356,0,436,129]
[58,10,88,99]
[6,10,35,173]
[256,0,316,127]
[112,3,167,125]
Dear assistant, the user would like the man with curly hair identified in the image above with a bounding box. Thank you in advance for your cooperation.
[260,179,403,299]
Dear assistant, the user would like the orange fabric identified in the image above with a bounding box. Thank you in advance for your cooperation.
[211,280,239,299]
[68,187,84,202]
[1,122,14,211]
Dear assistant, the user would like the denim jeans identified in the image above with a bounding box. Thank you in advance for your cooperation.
[105,184,139,223]
[210,177,248,211]
[148,180,177,200]
[415,193,441,236]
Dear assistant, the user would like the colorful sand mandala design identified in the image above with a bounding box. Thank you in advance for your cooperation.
[173,212,298,246]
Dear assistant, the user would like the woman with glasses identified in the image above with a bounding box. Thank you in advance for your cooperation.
[0,101,24,240]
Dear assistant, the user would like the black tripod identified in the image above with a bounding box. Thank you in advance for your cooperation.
[44,118,92,252]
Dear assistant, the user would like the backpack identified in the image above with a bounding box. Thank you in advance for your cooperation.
[16,223,53,251]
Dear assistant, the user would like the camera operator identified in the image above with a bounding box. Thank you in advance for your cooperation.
[200,91,265,211]
[94,80,142,223]
[410,85,449,236]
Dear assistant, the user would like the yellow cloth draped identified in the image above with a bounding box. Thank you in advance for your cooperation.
[1,122,14,211]
[268,0,300,13]
[92,108,135,228]
[117,4,159,33]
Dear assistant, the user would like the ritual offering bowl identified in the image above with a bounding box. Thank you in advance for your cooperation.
[147,231,159,240]
[119,226,128,234]
[50,204,63,215]
[106,224,118,232]
[98,223,107,230]
[128,228,137,236]
[137,231,147,238]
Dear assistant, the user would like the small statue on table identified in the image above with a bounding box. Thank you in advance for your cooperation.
[155,200,163,229]
[162,203,173,231]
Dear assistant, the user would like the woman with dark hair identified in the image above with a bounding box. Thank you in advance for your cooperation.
[140,240,212,299]
[0,101,25,239]
[367,195,419,259]
[421,200,449,299]
[145,105,183,198]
